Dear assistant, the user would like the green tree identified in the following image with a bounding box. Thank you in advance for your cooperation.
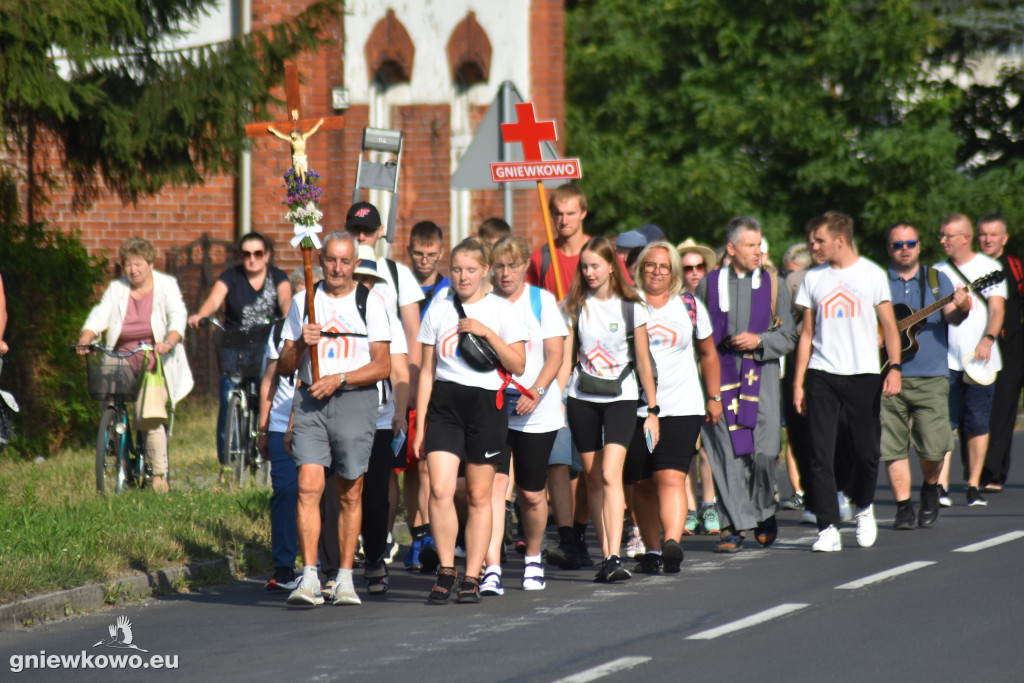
[1,0,342,213]
[565,0,1024,263]
[0,0,342,456]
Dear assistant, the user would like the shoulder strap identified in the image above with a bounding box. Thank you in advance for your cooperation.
[271,318,286,349]
[681,293,698,337]
[926,265,940,300]
[946,260,986,305]
[419,277,442,313]
[529,285,543,323]
[385,258,400,299]
[540,244,552,287]
[356,282,369,324]
[572,304,582,368]
[623,299,635,365]
[453,293,468,320]
[1008,255,1024,299]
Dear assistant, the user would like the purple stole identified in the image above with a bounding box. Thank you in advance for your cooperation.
[707,269,773,455]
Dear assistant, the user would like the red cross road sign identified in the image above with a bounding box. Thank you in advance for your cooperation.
[490,102,581,183]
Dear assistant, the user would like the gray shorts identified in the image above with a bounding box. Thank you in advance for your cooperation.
[291,384,378,480]
[547,425,583,472]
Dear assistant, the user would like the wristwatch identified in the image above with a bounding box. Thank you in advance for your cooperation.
[534,386,545,397]
[983,333,996,342]
[647,404,661,416]
[338,373,347,390]
[709,394,722,402]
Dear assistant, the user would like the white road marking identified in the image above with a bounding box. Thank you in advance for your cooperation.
[835,561,935,590]
[552,656,652,683]
[686,603,809,640]
[953,530,1024,553]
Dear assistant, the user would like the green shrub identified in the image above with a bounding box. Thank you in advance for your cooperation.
[0,216,107,458]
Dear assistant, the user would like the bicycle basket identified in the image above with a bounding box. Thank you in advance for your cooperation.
[86,352,143,402]
[216,326,269,378]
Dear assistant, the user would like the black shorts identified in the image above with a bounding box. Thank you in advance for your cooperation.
[424,381,508,465]
[624,415,703,483]
[498,429,559,492]
[566,398,638,453]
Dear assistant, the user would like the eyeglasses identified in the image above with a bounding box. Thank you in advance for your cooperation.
[241,249,265,259]
[493,262,525,273]
[890,240,918,250]
[642,262,672,275]
[938,232,967,241]
[410,251,441,263]
[682,264,705,274]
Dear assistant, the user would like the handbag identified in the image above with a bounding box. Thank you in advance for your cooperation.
[134,351,169,430]
[452,296,501,372]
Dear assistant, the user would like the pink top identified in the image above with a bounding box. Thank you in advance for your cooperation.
[116,291,156,370]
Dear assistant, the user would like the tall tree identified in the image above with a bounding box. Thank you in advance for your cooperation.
[566,0,1024,262]
[0,0,342,214]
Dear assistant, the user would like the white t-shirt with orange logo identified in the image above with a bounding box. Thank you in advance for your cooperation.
[417,291,527,391]
[567,294,651,404]
[637,293,713,417]
[795,258,890,375]
[282,284,391,386]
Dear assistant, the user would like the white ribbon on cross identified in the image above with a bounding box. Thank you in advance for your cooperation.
[290,223,323,249]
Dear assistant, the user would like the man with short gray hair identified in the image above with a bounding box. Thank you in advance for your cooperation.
[696,216,797,553]
[278,231,392,606]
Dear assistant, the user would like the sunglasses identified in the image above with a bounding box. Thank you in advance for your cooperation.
[890,240,918,250]
[241,249,265,259]
[682,264,706,273]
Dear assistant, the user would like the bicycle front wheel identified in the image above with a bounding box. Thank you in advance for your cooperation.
[96,407,127,494]
[226,393,247,487]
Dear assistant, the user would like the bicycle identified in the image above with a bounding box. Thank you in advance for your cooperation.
[76,343,154,494]
[201,318,271,487]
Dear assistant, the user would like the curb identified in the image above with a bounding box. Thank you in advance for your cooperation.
[1,521,411,632]
[1,556,243,632]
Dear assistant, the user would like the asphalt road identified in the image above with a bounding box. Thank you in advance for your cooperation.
[3,439,1023,683]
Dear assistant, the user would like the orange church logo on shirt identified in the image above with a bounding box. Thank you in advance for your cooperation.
[320,314,357,360]
[583,341,617,376]
[440,326,460,358]
[647,321,680,348]
[821,285,861,319]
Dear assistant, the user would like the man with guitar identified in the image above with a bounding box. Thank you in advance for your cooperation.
[881,223,970,529]
[934,213,1007,508]
[977,214,1023,493]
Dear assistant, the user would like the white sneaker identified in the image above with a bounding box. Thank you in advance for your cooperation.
[625,527,645,558]
[854,505,877,547]
[812,525,842,552]
[330,572,361,605]
[799,510,817,525]
[287,573,325,606]
[838,492,853,523]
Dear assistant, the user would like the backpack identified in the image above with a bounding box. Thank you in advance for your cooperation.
[528,284,543,324]
[384,258,400,300]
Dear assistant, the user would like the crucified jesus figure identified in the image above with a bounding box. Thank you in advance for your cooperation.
[268,118,325,183]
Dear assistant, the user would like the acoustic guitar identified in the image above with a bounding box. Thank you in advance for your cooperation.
[880,269,1005,369]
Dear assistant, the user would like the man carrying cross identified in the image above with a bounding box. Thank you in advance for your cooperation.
[695,217,797,553]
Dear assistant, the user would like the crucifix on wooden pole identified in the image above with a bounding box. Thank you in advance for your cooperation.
[245,62,345,383]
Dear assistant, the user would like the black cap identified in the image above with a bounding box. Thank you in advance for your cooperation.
[345,202,382,230]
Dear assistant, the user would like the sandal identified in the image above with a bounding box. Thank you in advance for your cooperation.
[755,515,778,548]
[714,534,744,554]
[457,576,482,603]
[427,567,458,604]
[522,562,546,591]
[364,560,389,594]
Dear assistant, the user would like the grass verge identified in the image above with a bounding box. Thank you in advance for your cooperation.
[0,397,272,603]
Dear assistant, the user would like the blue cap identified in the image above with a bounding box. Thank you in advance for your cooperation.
[637,224,665,242]
[616,230,647,249]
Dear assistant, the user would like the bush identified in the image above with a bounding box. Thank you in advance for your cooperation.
[0,216,107,458]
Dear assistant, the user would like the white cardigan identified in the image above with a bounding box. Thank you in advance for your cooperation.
[81,270,194,407]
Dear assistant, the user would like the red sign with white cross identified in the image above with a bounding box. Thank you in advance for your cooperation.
[490,102,582,183]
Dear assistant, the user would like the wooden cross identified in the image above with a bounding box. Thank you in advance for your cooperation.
[744,369,759,385]
[245,62,347,384]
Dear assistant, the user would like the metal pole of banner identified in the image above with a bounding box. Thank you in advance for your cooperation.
[500,81,515,227]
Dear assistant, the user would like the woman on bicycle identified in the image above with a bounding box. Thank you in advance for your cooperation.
[413,238,526,604]
[480,235,567,594]
[627,241,721,574]
[561,236,659,582]
[187,232,292,481]
[78,237,193,493]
